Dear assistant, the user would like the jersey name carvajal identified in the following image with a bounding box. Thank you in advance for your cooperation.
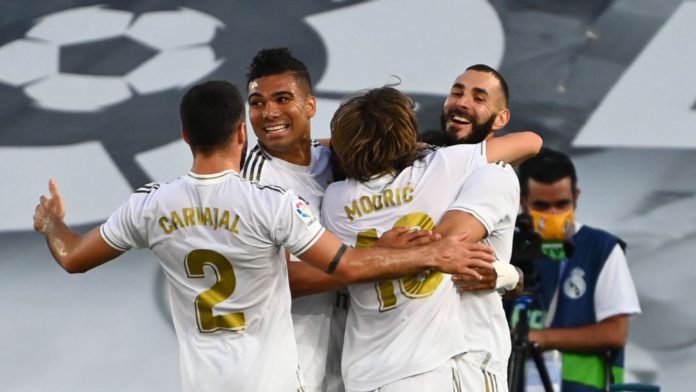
[321,143,487,391]
[242,141,336,390]
[100,170,324,392]
[448,161,520,376]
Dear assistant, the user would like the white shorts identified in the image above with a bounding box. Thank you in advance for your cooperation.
[371,353,507,392]
[454,353,508,392]
[373,358,461,392]
[324,290,349,392]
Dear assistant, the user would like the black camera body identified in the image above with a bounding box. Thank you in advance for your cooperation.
[510,212,544,291]
[511,212,575,292]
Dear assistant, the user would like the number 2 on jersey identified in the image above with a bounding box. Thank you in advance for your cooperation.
[185,249,246,333]
[356,212,444,312]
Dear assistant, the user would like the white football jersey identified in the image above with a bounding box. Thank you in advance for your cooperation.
[243,141,338,390]
[448,162,520,377]
[100,170,324,392]
[321,143,488,391]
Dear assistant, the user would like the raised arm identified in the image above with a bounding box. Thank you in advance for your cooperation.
[486,131,542,165]
[33,179,122,273]
[298,230,495,284]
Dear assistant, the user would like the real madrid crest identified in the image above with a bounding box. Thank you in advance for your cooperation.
[563,267,587,299]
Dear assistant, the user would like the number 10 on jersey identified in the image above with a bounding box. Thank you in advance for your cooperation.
[355,213,444,312]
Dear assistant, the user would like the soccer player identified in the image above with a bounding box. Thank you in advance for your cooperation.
[241,47,344,391]
[434,64,527,390]
[32,81,497,392]
[321,86,541,391]
[437,162,520,391]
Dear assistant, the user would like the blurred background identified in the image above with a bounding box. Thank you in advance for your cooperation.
[1,0,694,390]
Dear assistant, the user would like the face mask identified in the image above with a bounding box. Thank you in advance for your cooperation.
[528,208,575,241]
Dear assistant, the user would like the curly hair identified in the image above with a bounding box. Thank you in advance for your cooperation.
[246,47,312,93]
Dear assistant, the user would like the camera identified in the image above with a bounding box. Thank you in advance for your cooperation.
[510,212,574,292]
[510,212,544,291]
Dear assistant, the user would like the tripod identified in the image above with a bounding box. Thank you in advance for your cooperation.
[508,296,555,392]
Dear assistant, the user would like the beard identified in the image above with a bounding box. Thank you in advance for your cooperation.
[443,111,496,146]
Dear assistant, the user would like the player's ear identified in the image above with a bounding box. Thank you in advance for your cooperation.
[305,95,317,118]
[237,122,247,145]
[492,107,510,131]
[181,127,191,144]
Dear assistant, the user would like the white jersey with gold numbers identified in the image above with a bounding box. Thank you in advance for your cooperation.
[243,141,339,391]
[100,170,324,392]
[321,143,488,391]
[448,162,520,381]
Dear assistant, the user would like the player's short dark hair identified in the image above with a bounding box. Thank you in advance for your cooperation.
[331,86,419,181]
[246,47,312,93]
[466,64,509,107]
[518,148,577,196]
[180,80,245,154]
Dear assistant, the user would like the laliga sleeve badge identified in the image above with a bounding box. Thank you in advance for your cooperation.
[563,267,586,299]
[293,198,317,226]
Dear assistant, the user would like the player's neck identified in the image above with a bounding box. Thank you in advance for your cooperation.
[266,139,312,166]
[190,151,241,175]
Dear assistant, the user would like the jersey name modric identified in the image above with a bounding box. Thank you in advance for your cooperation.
[344,185,414,221]
[158,206,241,235]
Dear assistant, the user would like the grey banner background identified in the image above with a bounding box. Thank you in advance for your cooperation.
[1,0,693,390]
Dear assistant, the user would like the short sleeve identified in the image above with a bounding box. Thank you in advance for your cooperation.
[447,162,520,236]
[431,142,489,194]
[320,181,358,245]
[100,193,149,251]
[320,184,339,233]
[273,190,325,256]
[594,244,641,321]
[447,141,489,171]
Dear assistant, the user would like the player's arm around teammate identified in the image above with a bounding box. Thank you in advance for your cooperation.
[298,228,495,284]
[34,180,496,284]
[436,162,522,292]
[292,128,541,289]
[286,250,344,297]
[485,131,542,165]
[372,204,517,292]
[289,228,440,297]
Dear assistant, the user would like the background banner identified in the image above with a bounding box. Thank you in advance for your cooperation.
[1,1,693,390]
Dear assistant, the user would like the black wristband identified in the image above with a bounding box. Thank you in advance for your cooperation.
[326,243,348,275]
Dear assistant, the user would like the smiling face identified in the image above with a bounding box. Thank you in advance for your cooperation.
[442,69,509,144]
[247,71,316,163]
